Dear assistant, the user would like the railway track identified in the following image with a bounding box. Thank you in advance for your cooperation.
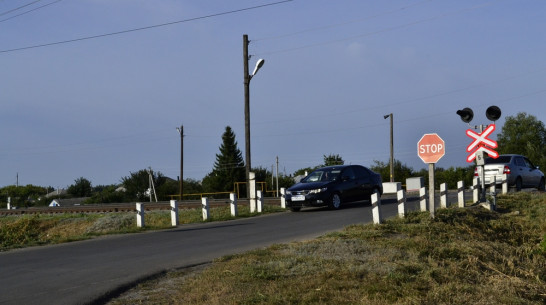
[0,198,281,216]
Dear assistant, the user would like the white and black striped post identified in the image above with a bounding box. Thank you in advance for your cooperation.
[419,187,427,212]
[371,193,382,224]
[230,193,238,217]
[397,189,405,218]
[202,197,209,221]
[440,183,447,208]
[457,181,465,208]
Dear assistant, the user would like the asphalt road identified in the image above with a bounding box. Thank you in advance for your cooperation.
[0,195,439,305]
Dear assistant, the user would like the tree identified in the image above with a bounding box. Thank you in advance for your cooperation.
[202,126,245,193]
[323,154,344,166]
[497,112,546,170]
[121,169,166,201]
[371,159,414,183]
[67,177,92,197]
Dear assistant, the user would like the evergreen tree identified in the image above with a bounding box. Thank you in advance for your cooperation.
[202,126,245,193]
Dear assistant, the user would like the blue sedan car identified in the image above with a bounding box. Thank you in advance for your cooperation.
[286,165,383,212]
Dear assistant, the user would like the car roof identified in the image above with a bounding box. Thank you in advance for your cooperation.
[316,165,358,170]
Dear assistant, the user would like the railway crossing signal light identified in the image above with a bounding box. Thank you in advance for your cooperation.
[485,105,501,122]
[456,107,474,123]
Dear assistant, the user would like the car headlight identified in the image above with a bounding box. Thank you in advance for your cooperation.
[286,190,292,195]
[309,187,327,194]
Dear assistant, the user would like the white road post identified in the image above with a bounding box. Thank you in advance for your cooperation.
[249,172,257,213]
[440,183,447,208]
[202,197,209,221]
[280,188,286,209]
[489,176,497,210]
[502,174,508,194]
[136,202,145,228]
[230,193,238,217]
[170,200,179,227]
[397,189,405,218]
[257,190,263,213]
[473,177,479,203]
[419,187,427,212]
[371,193,382,224]
[457,181,465,208]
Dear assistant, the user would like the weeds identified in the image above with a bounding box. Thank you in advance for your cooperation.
[0,204,285,251]
[109,192,546,305]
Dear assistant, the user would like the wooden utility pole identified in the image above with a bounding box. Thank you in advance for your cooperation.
[177,125,184,201]
[243,34,251,199]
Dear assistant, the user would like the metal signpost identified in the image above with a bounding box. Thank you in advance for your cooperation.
[417,133,446,218]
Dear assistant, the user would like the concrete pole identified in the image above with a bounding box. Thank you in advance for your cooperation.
[457,181,465,208]
[257,190,263,213]
[136,203,145,228]
[371,193,382,224]
[473,177,479,203]
[419,187,427,212]
[397,189,405,218]
[440,183,447,209]
[280,188,286,209]
[502,174,508,194]
[202,197,209,221]
[170,200,179,227]
[230,193,238,217]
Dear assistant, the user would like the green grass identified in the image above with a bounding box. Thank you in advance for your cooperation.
[107,192,546,305]
[0,204,285,251]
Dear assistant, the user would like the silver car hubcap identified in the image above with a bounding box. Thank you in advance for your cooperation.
[332,194,341,209]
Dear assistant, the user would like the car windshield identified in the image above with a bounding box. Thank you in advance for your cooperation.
[302,169,341,182]
[485,156,512,164]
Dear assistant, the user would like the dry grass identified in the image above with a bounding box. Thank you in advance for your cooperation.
[0,204,285,250]
[108,192,546,305]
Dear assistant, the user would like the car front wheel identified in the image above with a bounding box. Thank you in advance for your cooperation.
[538,178,545,191]
[329,193,342,210]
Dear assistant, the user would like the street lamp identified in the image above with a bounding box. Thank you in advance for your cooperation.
[384,113,394,182]
[243,34,265,198]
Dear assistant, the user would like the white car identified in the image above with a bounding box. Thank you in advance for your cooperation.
[476,154,545,191]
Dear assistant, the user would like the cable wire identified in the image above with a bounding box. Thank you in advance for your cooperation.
[0,0,293,54]
[0,0,63,24]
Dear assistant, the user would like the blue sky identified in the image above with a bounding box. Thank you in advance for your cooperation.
[1,0,545,188]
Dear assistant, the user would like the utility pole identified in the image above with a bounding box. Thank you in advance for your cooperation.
[177,125,184,201]
[384,113,394,182]
[276,156,279,197]
[243,34,251,199]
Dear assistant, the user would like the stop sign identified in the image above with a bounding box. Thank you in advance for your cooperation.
[417,133,445,163]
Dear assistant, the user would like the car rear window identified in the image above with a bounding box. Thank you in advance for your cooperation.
[485,156,511,164]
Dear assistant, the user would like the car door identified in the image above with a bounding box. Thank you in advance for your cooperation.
[523,157,541,187]
[353,165,374,200]
[339,167,358,202]
[513,156,527,185]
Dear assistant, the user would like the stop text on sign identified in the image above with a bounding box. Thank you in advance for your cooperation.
[419,143,444,154]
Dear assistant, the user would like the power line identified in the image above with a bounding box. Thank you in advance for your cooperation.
[0,0,293,54]
[253,0,433,42]
[0,0,43,17]
[254,2,493,57]
[0,0,63,24]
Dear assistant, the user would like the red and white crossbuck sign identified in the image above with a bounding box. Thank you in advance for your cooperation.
[465,124,499,162]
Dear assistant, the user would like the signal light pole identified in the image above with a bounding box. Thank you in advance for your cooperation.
[456,105,502,205]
